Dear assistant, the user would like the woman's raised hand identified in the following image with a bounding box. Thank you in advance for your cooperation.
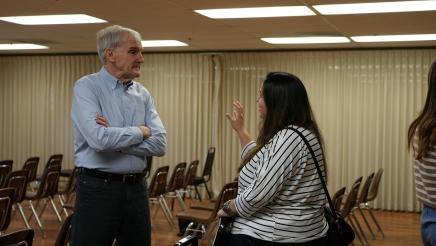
[225,100,245,132]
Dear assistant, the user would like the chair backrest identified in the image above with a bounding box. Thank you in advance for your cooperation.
[340,180,362,218]
[144,156,153,179]
[62,167,79,194]
[148,166,169,197]
[22,159,39,183]
[167,162,187,192]
[0,187,15,231]
[367,168,384,202]
[184,160,199,187]
[25,157,40,164]
[54,213,73,246]
[0,160,13,169]
[43,154,63,172]
[358,172,375,204]
[209,181,238,222]
[0,165,12,188]
[6,170,29,203]
[332,187,346,212]
[0,228,34,246]
[36,162,61,198]
[201,147,215,181]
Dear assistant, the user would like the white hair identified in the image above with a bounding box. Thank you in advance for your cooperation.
[96,25,142,64]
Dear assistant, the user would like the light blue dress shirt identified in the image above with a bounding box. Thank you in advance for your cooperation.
[71,67,166,174]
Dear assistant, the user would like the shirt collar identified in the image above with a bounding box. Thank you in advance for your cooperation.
[99,67,134,90]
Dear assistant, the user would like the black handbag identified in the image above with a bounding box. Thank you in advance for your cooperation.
[289,127,355,246]
[212,217,233,246]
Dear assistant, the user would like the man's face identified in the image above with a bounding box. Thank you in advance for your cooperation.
[107,33,144,81]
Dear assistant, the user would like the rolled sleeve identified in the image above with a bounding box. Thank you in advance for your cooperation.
[240,141,256,159]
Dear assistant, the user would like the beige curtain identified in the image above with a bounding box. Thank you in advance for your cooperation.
[0,55,99,173]
[1,49,435,211]
[0,54,215,179]
[217,49,436,211]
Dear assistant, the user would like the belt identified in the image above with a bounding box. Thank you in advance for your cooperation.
[79,167,144,184]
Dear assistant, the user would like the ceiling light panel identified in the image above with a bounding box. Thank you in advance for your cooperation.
[351,34,436,42]
[0,14,107,25]
[141,40,188,47]
[195,6,315,19]
[0,43,49,50]
[313,1,436,15]
[261,36,350,44]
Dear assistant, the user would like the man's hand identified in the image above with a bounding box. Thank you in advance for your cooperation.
[138,125,151,139]
[96,114,110,127]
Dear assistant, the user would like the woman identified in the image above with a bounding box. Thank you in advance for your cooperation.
[218,72,328,245]
[408,60,436,246]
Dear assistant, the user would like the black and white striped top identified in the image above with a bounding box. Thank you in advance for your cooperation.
[232,126,328,243]
[413,138,436,208]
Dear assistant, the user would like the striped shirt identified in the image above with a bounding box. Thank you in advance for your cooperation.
[232,126,328,243]
[413,138,436,208]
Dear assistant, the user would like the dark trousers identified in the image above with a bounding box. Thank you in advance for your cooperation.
[229,234,327,246]
[71,172,151,246]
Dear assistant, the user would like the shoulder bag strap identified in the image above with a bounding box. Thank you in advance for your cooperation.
[287,127,338,220]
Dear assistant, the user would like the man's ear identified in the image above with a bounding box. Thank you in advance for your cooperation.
[105,48,115,62]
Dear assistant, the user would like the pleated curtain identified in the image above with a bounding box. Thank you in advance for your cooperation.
[1,49,435,211]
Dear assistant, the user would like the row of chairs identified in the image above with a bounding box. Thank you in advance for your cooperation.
[332,168,385,245]
[0,154,79,239]
[146,147,216,228]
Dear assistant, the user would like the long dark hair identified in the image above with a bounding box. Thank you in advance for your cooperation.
[241,72,325,170]
[408,60,436,159]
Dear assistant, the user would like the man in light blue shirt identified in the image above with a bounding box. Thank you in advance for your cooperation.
[70,25,166,246]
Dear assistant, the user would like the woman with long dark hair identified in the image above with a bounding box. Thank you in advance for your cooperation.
[408,60,436,246]
[218,72,328,245]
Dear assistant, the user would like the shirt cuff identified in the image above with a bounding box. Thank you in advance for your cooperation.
[131,126,145,143]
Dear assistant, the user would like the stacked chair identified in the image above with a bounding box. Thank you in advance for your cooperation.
[193,147,215,201]
[176,181,238,244]
[149,165,174,229]
[166,162,188,211]
[0,160,13,188]
[332,167,385,245]
[24,158,62,237]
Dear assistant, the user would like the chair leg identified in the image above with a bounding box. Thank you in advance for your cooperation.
[176,191,187,211]
[183,222,195,237]
[203,182,212,199]
[366,205,385,238]
[351,212,369,245]
[59,194,69,217]
[49,196,63,223]
[348,217,364,245]
[29,200,46,238]
[37,199,49,221]
[158,195,175,229]
[194,185,202,202]
[16,203,31,229]
[358,207,376,239]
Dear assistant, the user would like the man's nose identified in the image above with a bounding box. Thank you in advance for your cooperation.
[137,52,144,62]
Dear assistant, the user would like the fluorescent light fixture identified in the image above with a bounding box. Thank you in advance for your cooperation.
[313,1,436,15]
[194,6,315,19]
[0,14,106,25]
[141,40,188,47]
[0,43,49,50]
[351,34,436,42]
[261,36,350,44]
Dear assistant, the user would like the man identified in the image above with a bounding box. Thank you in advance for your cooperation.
[70,25,166,246]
